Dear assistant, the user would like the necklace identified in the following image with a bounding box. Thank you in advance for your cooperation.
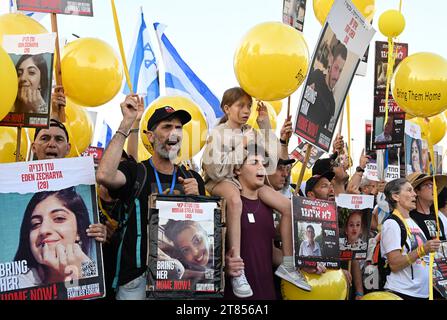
[242,197,261,215]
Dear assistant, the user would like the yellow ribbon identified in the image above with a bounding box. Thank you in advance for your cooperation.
[111,0,134,94]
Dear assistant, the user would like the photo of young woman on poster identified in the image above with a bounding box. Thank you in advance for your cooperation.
[339,211,368,251]
[14,187,97,289]
[160,219,214,281]
[12,54,50,114]
[406,136,424,174]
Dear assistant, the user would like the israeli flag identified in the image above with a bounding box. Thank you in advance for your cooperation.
[123,9,160,108]
[154,23,223,129]
[96,120,113,149]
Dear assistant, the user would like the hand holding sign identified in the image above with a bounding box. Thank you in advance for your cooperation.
[178,176,199,195]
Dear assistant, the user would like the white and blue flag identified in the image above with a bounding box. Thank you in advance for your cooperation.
[123,9,160,108]
[154,22,223,129]
[96,120,113,149]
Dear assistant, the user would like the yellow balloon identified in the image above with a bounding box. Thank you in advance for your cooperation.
[392,52,447,118]
[281,269,347,300]
[246,99,277,130]
[378,9,405,38]
[61,38,123,107]
[0,46,18,121]
[234,22,309,101]
[268,100,283,115]
[290,161,313,187]
[0,13,48,45]
[64,99,93,158]
[0,127,28,163]
[405,113,415,120]
[313,0,375,25]
[140,96,208,162]
[124,139,152,162]
[410,114,446,146]
[361,291,402,300]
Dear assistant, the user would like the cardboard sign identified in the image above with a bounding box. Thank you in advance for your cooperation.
[17,0,93,16]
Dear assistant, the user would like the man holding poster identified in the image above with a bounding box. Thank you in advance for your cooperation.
[295,0,375,152]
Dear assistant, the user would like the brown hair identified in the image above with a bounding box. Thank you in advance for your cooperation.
[218,87,252,124]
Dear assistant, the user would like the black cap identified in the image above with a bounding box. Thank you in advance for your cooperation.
[146,106,191,131]
[305,171,335,196]
[34,119,69,142]
[278,158,295,166]
[312,153,337,176]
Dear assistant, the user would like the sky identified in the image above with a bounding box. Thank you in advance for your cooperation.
[2,0,447,169]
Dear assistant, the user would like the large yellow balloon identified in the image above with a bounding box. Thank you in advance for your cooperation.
[140,96,208,162]
[61,38,123,107]
[0,127,28,163]
[281,269,347,300]
[0,46,18,121]
[361,291,402,300]
[410,114,446,146]
[313,0,375,25]
[0,13,47,45]
[124,139,151,162]
[64,99,93,158]
[234,22,309,101]
[392,52,447,118]
[291,161,313,187]
[378,9,405,38]
[246,99,277,130]
[268,100,283,115]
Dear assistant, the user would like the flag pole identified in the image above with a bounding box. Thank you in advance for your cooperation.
[51,13,65,122]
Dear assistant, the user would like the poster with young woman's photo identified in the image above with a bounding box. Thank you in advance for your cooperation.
[294,0,375,152]
[147,194,225,299]
[282,0,307,32]
[372,41,408,150]
[0,33,55,128]
[404,120,430,176]
[335,194,374,260]
[0,157,105,300]
[292,196,339,269]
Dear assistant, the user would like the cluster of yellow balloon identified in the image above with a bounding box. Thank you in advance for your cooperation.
[0,46,18,121]
[139,96,208,163]
[268,100,283,115]
[313,0,375,25]
[246,99,277,130]
[234,22,309,101]
[61,38,123,107]
[281,269,347,300]
[0,127,28,163]
[410,114,447,146]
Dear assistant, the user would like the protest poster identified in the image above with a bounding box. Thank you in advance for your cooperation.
[336,194,374,260]
[0,157,105,300]
[434,241,447,299]
[372,41,408,150]
[16,0,93,16]
[0,33,56,128]
[364,148,400,182]
[365,120,373,154]
[404,120,430,176]
[289,136,325,169]
[294,0,375,152]
[434,145,443,175]
[355,44,370,76]
[292,195,339,269]
[81,146,104,166]
[147,194,225,299]
[282,0,307,32]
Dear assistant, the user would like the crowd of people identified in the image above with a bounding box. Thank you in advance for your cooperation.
[9,84,447,301]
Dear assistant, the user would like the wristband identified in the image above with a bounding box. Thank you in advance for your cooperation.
[280,138,288,145]
[405,254,413,265]
[355,292,364,297]
[116,129,129,138]
[356,166,365,173]
[129,128,139,134]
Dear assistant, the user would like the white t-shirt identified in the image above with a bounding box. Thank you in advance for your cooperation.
[438,211,447,238]
[380,218,429,298]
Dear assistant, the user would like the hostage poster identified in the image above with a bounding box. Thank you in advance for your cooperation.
[292,196,339,269]
[282,0,307,32]
[0,33,56,128]
[16,0,93,16]
[336,194,374,260]
[434,241,447,299]
[364,148,401,182]
[289,136,325,169]
[372,41,408,150]
[294,0,375,152]
[0,157,105,300]
[147,194,225,299]
[404,120,430,176]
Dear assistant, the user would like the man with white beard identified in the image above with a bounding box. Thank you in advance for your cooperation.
[97,95,206,300]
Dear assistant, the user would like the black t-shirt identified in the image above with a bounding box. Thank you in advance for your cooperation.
[409,209,446,241]
[109,159,206,286]
[305,69,335,130]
